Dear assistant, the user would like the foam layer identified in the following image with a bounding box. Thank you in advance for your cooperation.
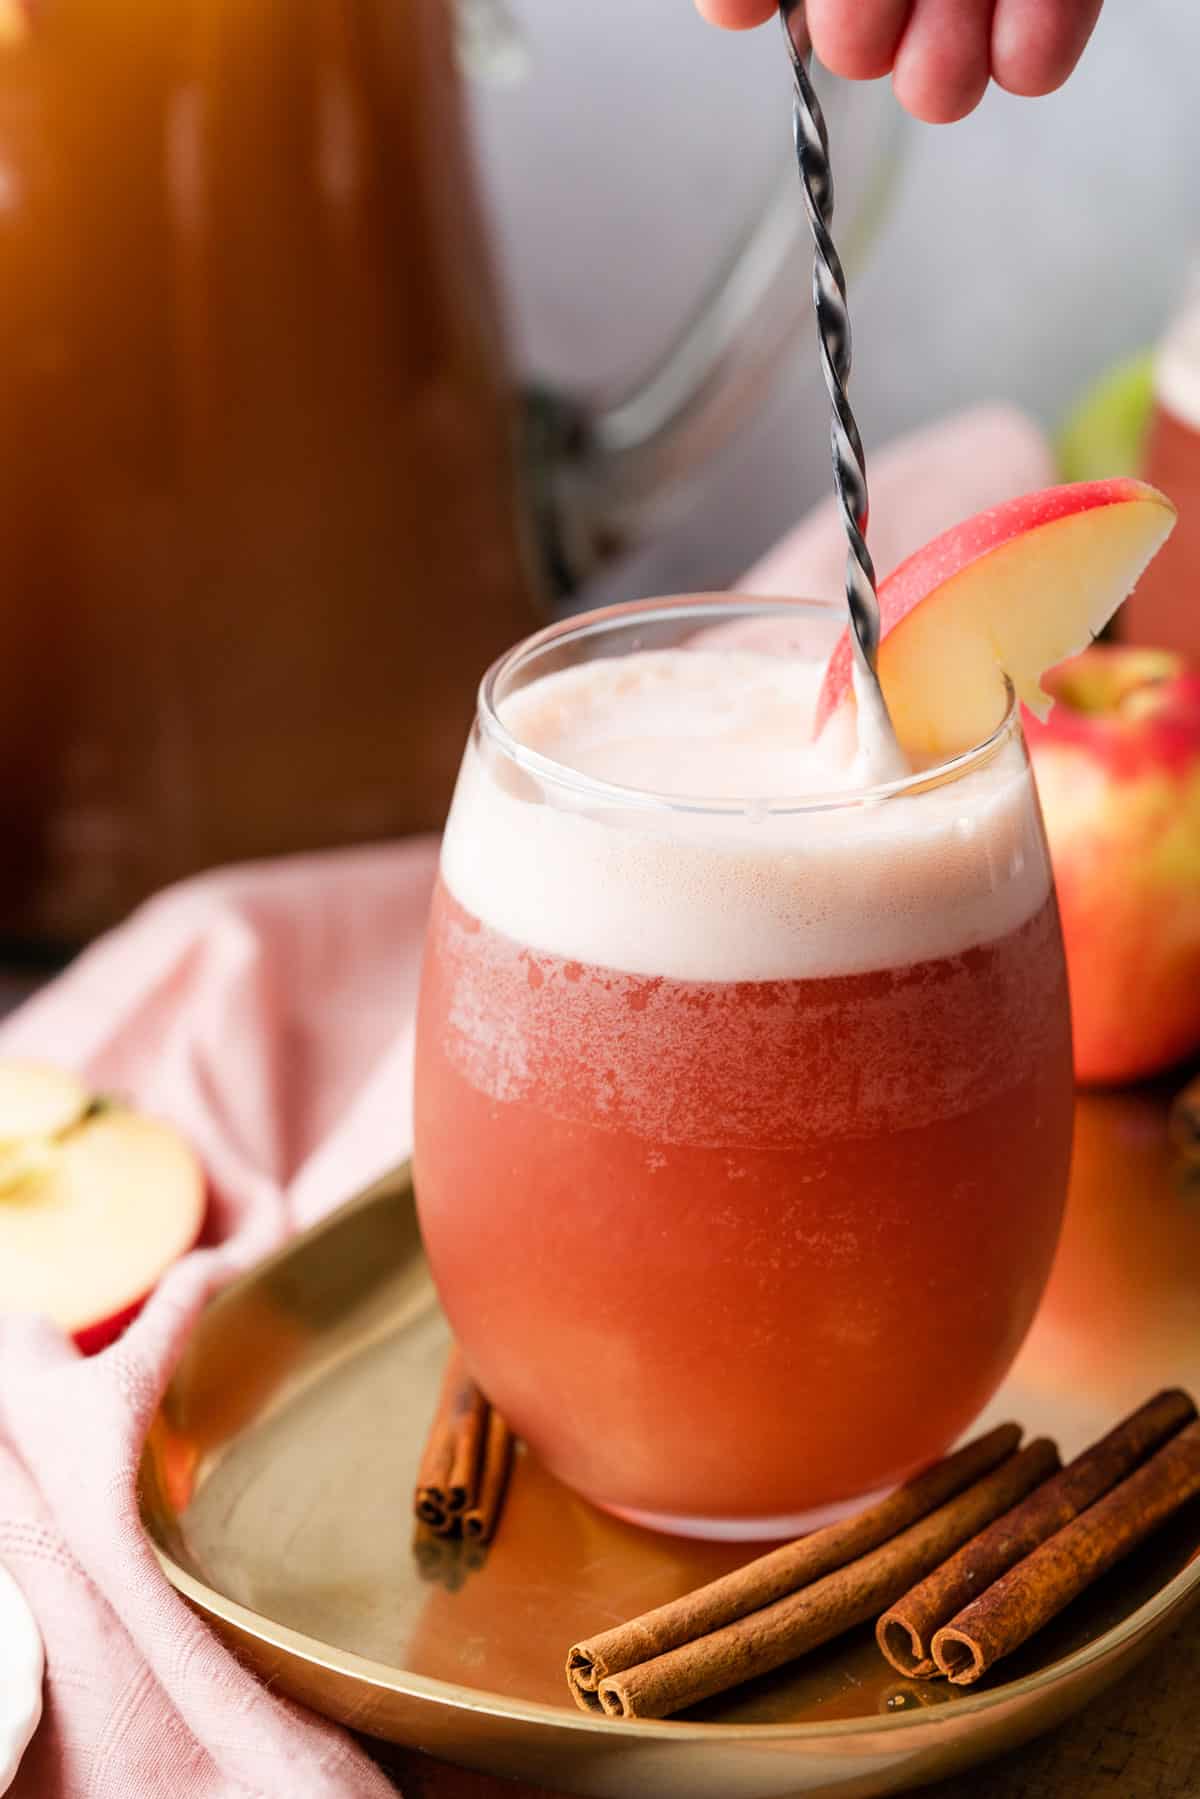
[441,648,1052,982]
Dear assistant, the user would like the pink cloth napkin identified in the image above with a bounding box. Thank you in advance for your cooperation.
[0,847,438,1799]
[0,405,1052,1798]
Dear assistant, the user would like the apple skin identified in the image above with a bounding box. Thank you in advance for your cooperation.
[72,1294,151,1357]
[815,478,1176,753]
[70,1265,209,1357]
[1025,644,1200,1085]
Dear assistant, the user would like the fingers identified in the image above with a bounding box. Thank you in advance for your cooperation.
[892,0,995,123]
[805,0,915,79]
[695,0,1103,119]
[693,0,777,27]
[991,0,1103,96]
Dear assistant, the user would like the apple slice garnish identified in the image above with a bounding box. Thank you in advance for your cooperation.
[814,479,1178,760]
[0,1061,205,1354]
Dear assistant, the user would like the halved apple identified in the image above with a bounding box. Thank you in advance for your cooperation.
[814,480,1177,759]
[0,1061,205,1354]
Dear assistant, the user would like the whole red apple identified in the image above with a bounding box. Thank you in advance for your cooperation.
[1025,645,1200,1085]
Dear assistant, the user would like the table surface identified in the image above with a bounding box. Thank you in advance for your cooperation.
[369,1599,1200,1797]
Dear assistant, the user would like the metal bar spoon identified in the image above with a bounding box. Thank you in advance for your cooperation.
[778,1,905,773]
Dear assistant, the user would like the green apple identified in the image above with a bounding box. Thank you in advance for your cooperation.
[1057,353,1155,485]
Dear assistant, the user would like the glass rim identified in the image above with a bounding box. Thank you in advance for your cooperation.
[477,594,1020,816]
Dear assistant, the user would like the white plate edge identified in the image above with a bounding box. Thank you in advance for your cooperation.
[0,1562,44,1795]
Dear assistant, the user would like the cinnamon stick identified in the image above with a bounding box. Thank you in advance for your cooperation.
[1169,1071,1200,1162]
[578,1436,1059,1720]
[463,1407,514,1545]
[413,1348,511,1542]
[566,1421,1021,1707]
[932,1417,1200,1686]
[877,1388,1197,1677]
[414,1348,486,1530]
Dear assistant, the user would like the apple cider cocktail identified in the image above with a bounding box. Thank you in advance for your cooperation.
[414,484,1174,1539]
[415,596,1073,1539]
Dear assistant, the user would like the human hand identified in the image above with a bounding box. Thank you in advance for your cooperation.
[695,0,1104,124]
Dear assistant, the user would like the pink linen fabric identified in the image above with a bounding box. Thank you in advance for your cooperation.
[0,846,438,1799]
[0,406,1051,1798]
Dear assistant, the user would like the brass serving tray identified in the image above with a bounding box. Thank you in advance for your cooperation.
[140,1086,1200,1799]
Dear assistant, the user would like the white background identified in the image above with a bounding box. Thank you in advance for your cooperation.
[468,0,1200,603]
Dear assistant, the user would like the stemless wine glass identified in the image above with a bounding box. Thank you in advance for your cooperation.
[413,596,1074,1541]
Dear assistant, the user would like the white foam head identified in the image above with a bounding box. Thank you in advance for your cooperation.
[441,642,1051,983]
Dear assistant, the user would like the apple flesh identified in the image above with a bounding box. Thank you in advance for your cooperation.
[1025,645,1200,1085]
[0,1062,205,1352]
[0,1060,90,1140]
[0,1061,92,1194]
[815,480,1177,759]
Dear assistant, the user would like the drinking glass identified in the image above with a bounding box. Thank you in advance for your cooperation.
[413,596,1074,1540]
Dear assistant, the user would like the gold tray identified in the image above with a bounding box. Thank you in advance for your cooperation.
[140,1086,1200,1799]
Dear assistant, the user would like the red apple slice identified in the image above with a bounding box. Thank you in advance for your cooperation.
[815,480,1177,759]
[0,1062,205,1353]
